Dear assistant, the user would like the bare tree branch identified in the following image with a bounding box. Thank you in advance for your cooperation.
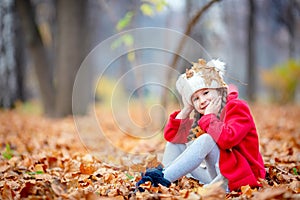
[169,0,222,72]
[247,0,256,101]
[162,0,222,108]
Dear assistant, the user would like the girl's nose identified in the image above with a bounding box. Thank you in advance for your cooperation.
[200,97,206,105]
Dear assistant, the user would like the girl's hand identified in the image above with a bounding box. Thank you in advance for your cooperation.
[204,96,221,115]
[182,95,194,113]
[176,96,194,119]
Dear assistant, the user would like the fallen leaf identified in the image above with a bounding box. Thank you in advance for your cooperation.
[241,184,257,198]
[1,183,15,200]
[80,162,96,174]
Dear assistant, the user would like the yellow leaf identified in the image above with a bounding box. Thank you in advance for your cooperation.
[140,3,154,16]
[127,51,135,62]
[34,164,45,173]
[241,184,257,198]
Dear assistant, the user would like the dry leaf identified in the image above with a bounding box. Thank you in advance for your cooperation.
[34,164,45,172]
[252,186,287,200]
[80,162,96,174]
[289,181,300,193]
[139,181,152,190]
[1,183,15,200]
[1,105,299,199]
[241,184,257,198]
[197,182,225,199]
[51,181,65,196]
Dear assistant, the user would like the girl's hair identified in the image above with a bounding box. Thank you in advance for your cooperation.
[188,87,228,141]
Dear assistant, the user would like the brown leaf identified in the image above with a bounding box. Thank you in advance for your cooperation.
[47,156,59,168]
[104,173,115,183]
[289,181,300,193]
[241,185,257,198]
[34,163,45,172]
[107,188,120,197]
[138,181,152,190]
[252,186,287,200]
[80,163,96,174]
[179,188,189,198]
[0,163,10,173]
[1,182,15,200]
[197,182,226,200]
[130,163,146,172]
[20,182,37,198]
[4,171,19,182]
[51,181,66,196]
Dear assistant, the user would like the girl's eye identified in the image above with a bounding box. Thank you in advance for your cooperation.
[193,97,199,102]
[203,91,209,95]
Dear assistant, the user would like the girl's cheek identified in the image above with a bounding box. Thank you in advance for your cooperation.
[192,102,197,111]
[194,101,202,113]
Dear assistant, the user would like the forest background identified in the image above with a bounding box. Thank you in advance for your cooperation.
[0,0,299,199]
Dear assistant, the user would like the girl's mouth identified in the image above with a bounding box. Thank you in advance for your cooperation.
[201,105,208,110]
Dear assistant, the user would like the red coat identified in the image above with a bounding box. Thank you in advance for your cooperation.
[164,87,266,191]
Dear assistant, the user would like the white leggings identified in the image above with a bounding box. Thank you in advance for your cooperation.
[162,134,228,188]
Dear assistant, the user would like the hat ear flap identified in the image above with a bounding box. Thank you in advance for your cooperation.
[176,75,193,105]
[176,74,185,95]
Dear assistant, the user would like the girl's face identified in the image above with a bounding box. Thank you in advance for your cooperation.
[191,88,219,114]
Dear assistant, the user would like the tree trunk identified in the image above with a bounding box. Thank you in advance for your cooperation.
[55,0,88,117]
[247,0,256,102]
[15,15,26,102]
[16,0,55,115]
[286,0,297,58]
[0,0,18,108]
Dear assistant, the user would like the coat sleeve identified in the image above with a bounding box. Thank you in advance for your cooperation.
[198,100,253,150]
[164,111,193,144]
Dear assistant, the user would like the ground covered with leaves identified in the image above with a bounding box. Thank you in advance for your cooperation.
[0,104,299,199]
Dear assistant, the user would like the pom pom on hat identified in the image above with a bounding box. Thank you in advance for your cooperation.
[176,58,227,105]
[207,59,226,77]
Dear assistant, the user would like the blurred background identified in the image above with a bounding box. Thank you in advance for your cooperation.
[1,0,300,118]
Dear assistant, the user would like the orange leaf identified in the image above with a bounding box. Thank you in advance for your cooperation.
[79,163,96,174]
[241,185,256,198]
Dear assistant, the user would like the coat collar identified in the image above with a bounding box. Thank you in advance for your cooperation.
[227,84,239,102]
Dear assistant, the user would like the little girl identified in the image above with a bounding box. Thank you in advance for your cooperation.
[137,58,266,192]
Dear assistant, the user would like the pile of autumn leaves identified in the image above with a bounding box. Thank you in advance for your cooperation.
[0,104,299,199]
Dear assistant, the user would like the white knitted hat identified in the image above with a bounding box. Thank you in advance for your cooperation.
[176,58,227,105]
